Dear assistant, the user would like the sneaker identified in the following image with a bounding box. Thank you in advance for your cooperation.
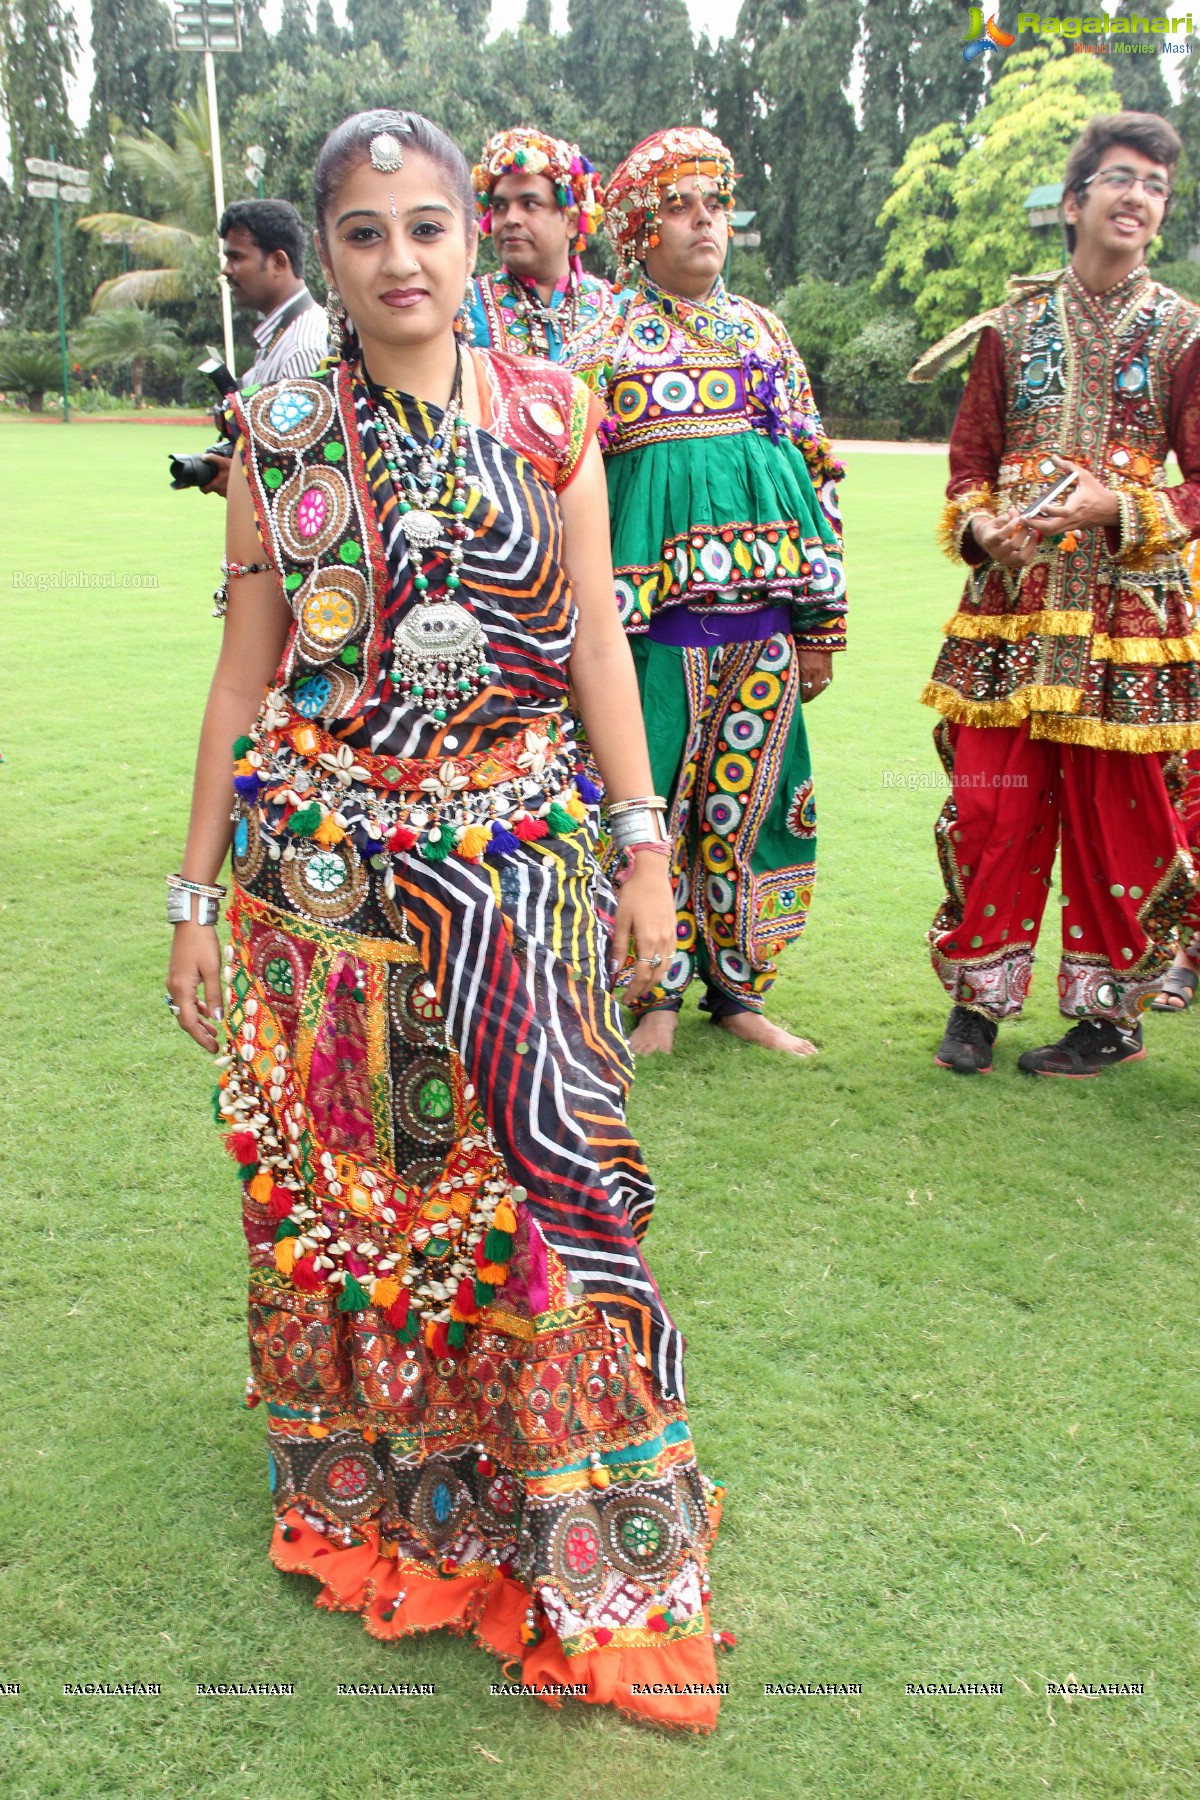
[934,1004,998,1073]
[1017,1017,1144,1078]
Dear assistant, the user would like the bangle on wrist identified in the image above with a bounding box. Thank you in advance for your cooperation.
[605,795,668,819]
[166,872,225,927]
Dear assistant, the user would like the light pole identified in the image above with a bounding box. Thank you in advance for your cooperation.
[171,0,243,374]
[24,151,92,422]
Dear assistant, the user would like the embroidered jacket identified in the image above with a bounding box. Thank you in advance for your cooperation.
[927,263,1200,751]
[568,276,846,645]
[466,268,616,362]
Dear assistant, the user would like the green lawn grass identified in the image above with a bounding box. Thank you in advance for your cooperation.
[2,419,1198,1799]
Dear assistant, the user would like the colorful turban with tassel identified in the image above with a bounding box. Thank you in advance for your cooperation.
[472,127,604,252]
[603,127,738,281]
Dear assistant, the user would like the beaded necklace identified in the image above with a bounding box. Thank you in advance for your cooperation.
[371,347,491,724]
[507,269,580,357]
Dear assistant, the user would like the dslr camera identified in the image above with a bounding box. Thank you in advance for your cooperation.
[168,356,239,491]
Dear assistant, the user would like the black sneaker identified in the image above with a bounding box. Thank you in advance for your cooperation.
[935,1004,998,1073]
[1017,1017,1144,1078]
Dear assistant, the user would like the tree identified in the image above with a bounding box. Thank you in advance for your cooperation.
[565,0,696,173]
[276,0,312,71]
[76,89,232,311]
[877,45,1120,342]
[0,0,98,328]
[859,0,988,243]
[0,331,66,410]
[703,0,865,289]
[75,303,182,401]
[312,0,346,55]
[345,0,398,53]
[87,0,178,161]
[1080,10,1171,115]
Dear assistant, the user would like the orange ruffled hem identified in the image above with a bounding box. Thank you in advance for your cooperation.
[269,1502,726,1733]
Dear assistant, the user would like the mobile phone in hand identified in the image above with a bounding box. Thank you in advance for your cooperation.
[1020,468,1079,521]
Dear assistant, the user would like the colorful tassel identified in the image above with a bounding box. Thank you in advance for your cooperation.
[228,1130,257,1164]
[545,801,576,836]
[457,824,491,861]
[267,1184,294,1221]
[563,791,587,823]
[337,1273,372,1312]
[418,827,453,862]
[384,1291,411,1331]
[592,1626,613,1646]
[453,1275,479,1318]
[447,1320,468,1348]
[574,771,602,805]
[233,773,260,800]
[273,1218,300,1241]
[477,1260,510,1286]
[487,821,520,857]
[232,735,255,759]
[249,1171,275,1205]
[483,1226,513,1262]
[512,814,547,841]
[473,1278,495,1307]
[387,822,418,852]
[289,802,322,837]
[492,1197,518,1234]
[274,1237,298,1276]
[290,1254,323,1292]
[312,814,345,847]
[371,1276,401,1310]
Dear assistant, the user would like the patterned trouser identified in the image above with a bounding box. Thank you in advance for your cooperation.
[930,719,1199,1023]
[627,631,818,1016]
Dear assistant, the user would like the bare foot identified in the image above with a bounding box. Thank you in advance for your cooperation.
[629,1011,678,1055]
[715,1011,817,1056]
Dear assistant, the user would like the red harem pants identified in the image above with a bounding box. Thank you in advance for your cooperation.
[929,719,1198,1024]
[1178,749,1200,959]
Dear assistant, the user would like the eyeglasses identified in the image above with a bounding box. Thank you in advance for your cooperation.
[1080,166,1171,202]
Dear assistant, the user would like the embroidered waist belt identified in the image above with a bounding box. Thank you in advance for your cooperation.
[233,693,593,867]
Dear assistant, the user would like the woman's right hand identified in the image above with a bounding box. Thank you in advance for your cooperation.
[167,921,224,1053]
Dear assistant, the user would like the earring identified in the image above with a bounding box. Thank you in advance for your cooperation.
[325,286,346,358]
[454,283,476,343]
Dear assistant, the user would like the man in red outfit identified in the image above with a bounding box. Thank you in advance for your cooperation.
[923,112,1200,1076]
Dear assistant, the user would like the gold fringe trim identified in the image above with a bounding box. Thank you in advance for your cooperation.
[1029,715,1200,752]
[919,682,1078,726]
[1117,485,1187,571]
[1091,634,1200,665]
[937,487,994,563]
[920,682,1200,750]
[942,609,1091,642]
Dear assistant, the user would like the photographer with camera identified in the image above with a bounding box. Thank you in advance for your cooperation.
[171,200,327,497]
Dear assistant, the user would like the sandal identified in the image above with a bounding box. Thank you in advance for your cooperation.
[1150,965,1198,1011]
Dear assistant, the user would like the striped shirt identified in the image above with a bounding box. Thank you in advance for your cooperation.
[243,289,328,387]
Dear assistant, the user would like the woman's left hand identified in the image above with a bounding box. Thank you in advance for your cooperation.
[610,853,677,1003]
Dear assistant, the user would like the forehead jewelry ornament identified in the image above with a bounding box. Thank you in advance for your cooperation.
[389,190,399,220]
[370,131,405,173]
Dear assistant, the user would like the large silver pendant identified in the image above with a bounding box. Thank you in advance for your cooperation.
[392,600,488,716]
[400,509,442,551]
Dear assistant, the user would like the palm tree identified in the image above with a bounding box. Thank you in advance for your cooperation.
[76,91,228,309]
[75,307,182,402]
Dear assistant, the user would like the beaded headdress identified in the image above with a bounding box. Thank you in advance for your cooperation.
[472,127,604,252]
[603,127,738,283]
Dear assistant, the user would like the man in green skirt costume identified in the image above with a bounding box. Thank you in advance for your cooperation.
[569,127,847,1055]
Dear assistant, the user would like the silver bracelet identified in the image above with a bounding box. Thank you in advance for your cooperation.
[166,872,227,898]
[609,808,668,850]
[167,887,221,926]
[605,795,668,819]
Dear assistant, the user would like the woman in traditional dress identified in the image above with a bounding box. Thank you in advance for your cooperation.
[165,109,727,1731]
